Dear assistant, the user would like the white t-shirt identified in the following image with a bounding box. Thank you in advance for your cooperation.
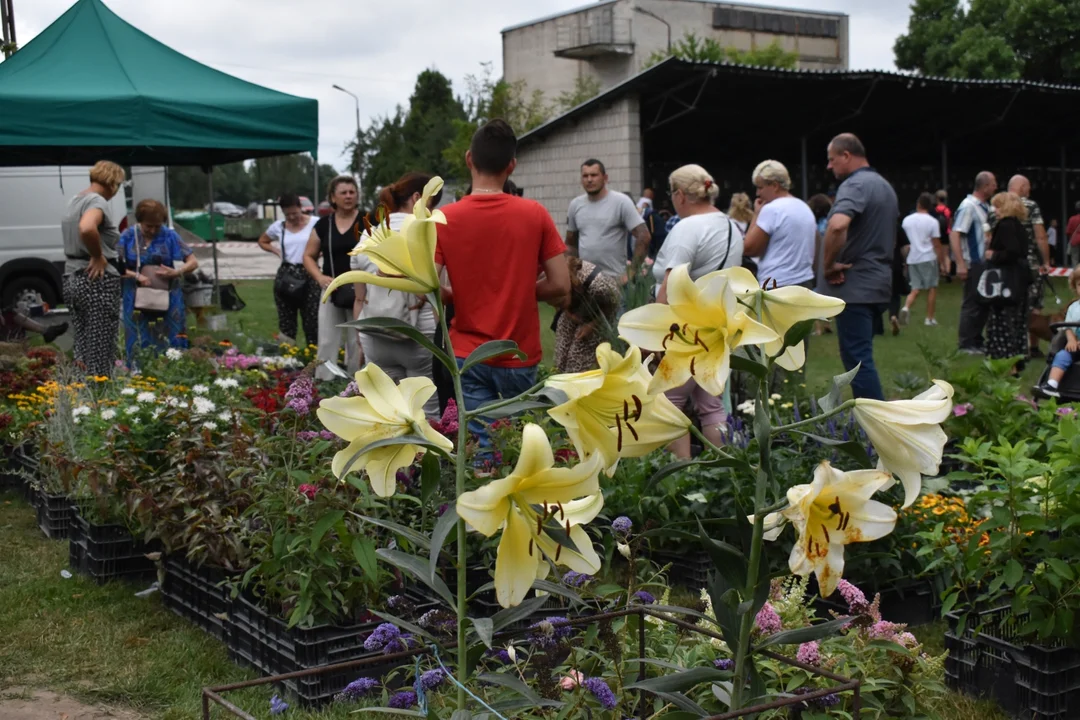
[636,196,653,213]
[1067,299,1080,325]
[652,212,744,292]
[1048,226,1058,248]
[266,216,317,264]
[902,211,942,265]
[753,196,816,287]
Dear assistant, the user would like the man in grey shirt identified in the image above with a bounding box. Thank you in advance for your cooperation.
[819,133,898,401]
[566,159,650,281]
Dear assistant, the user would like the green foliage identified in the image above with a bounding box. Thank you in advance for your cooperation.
[894,0,1080,82]
[555,74,602,112]
[442,62,549,184]
[644,32,799,69]
[348,69,466,206]
[166,154,337,209]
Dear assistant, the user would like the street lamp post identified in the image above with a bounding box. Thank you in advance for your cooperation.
[332,84,361,170]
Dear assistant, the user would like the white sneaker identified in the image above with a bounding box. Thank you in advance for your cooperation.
[924,318,938,326]
[899,307,910,326]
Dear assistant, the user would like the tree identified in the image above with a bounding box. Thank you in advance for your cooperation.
[165,154,336,210]
[441,62,549,182]
[894,0,1080,82]
[346,69,465,206]
[643,32,799,69]
[251,154,337,203]
[556,75,602,112]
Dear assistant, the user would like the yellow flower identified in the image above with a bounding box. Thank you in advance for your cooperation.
[852,380,954,508]
[456,424,604,608]
[545,343,690,475]
[618,264,777,395]
[323,176,445,298]
[768,461,897,597]
[316,363,453,497]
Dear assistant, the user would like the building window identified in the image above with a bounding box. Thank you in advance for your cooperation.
[712,8,839,39]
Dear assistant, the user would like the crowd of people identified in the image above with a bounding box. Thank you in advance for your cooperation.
[51,125,1078,452]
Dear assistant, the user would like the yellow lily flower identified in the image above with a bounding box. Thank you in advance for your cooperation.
[456,424,604,608]
[852,380,954,508]
[618,264,778,395]
[722,266,845,371]
[316,363,453,497]
[322,177,445,299]
[546,343,690,475]
[779,461,897,597]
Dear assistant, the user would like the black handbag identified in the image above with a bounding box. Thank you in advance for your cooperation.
[975,263,1027,308]
[276,271,308,301]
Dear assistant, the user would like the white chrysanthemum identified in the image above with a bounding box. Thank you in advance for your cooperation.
[72,405,92,418]
[125,406,139,415]
[736,399,756,416]
[192,397,216,415]
[217,410,232,422]
[192,384,209,395]
[100,409,117,421]
[214,378,239,390]
[202,421,218,431]
[136,391,156,404]
[151,408,162,420]
[120,388,136,396]
[165,348,183,361]
[165,397,180,408]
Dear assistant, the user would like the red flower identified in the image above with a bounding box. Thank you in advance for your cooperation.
[298,484,318,500]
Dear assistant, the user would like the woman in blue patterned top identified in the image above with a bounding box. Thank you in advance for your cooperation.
[117,199,198,364]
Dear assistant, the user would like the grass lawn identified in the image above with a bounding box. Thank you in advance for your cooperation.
[222,278,1051,397]
[0,492,1006,720]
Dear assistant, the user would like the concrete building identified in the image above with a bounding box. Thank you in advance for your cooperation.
[512,59,1080,237]
[502,0,849,103]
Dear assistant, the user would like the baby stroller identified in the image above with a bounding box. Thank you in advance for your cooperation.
[1033,320,1080,401]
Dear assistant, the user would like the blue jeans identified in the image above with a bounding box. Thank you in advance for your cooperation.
[834,303,885,401]
[457,359,538,452]
[1052,349,1077,372]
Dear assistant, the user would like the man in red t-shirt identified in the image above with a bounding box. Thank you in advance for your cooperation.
[435,119,570,449]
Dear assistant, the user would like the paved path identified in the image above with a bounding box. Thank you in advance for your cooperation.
[190,241,280,281]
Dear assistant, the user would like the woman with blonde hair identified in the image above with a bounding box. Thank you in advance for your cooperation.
[651,164,743,457]
[60,160,126,376]
[727,193,754,232]
[117,199,198,364]
[743,159,816,290]
[984,191,1031,364]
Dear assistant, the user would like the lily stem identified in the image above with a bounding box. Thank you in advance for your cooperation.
[435,295,468,711]
[462,379,547,420]
[771,399,856,435]
[686,423,735,460]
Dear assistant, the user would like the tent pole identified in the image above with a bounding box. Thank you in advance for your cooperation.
[208,168,219,307]
[1062,145,1068,267]
[941,140,948,194]
[313,155,319,213]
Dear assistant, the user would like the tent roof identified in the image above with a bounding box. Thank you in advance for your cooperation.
[0,0,318,166]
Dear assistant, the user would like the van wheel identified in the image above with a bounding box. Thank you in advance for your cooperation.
[2,276,59,313]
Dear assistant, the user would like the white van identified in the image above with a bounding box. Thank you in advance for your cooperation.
[0,166,130,311]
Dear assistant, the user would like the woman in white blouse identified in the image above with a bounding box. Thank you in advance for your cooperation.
[257,193,319,346]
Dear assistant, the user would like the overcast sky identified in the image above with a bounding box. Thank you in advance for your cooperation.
[14,0,913,170]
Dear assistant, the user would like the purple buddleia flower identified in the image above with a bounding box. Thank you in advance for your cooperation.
[612,516,633,535]
[632,590,656,604]
[583,677,617,710]
[363,623,401,652]
[713,658,734,671]
[796,641,821,666]
[527,617,573,649]
[836,579,867,610]
[486,648,513,664]
[388,691,417,709]
[269,694,288,715]
[419,669,446,690]
[562,571,593,588]
[754,603,782,635]
[339,381,359,398]
[335,677,379,702]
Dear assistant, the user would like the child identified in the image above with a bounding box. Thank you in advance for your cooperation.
[1040,266,1080,398]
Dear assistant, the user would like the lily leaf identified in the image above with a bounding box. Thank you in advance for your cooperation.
[753,616,851,651]
[730,353,767,379]
[420,452,441,506]
[462,340,526,372]
[818,364,860,413]
[368,610,437,644]
[341,316,454,370]
[625,666,732,694]
[647,457,750,488]
[375,548,454,606]
[473,400,553,420]
[792,431,873,469]
[428,506,458,583]
[697,518,748,592]
[339,435,453,478]
[490,594,549,632]
[353,513,431,550]
[351,536,378,580]
[774,318,817,359]
[470,617,494,648]
[475,673,563,708]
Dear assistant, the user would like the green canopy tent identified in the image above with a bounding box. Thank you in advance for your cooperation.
[0,0,319,296]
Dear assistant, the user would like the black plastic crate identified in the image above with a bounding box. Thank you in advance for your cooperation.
[70,509,150,559]
[36,490,72,539]
[945,607,1080,719]
[652,548,712,588]
[67,508,159,585]
[161,557,232,640]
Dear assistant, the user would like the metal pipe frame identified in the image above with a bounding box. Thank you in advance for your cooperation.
[201,605,859,719]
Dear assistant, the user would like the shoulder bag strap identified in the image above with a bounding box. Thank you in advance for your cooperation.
[582,264,603,293]
[716,218,734,271]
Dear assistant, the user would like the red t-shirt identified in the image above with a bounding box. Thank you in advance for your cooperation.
[435,194,566,367]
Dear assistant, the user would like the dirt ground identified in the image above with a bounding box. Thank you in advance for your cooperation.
[0,689,144,720]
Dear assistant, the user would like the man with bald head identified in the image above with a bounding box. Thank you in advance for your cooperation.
[993,174,1050,355]
[819,133,898,401]
[951,171,997,354]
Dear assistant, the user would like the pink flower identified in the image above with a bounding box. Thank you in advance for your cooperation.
[430,399,459,436]
[560,669,584,690]
[836,579,867,610]
[796,641,820,666]
[866,620,904,640]
[298,484,318,500]
[952,403,973,417]
[754,603,782,635]
[1057,407,1076,417]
